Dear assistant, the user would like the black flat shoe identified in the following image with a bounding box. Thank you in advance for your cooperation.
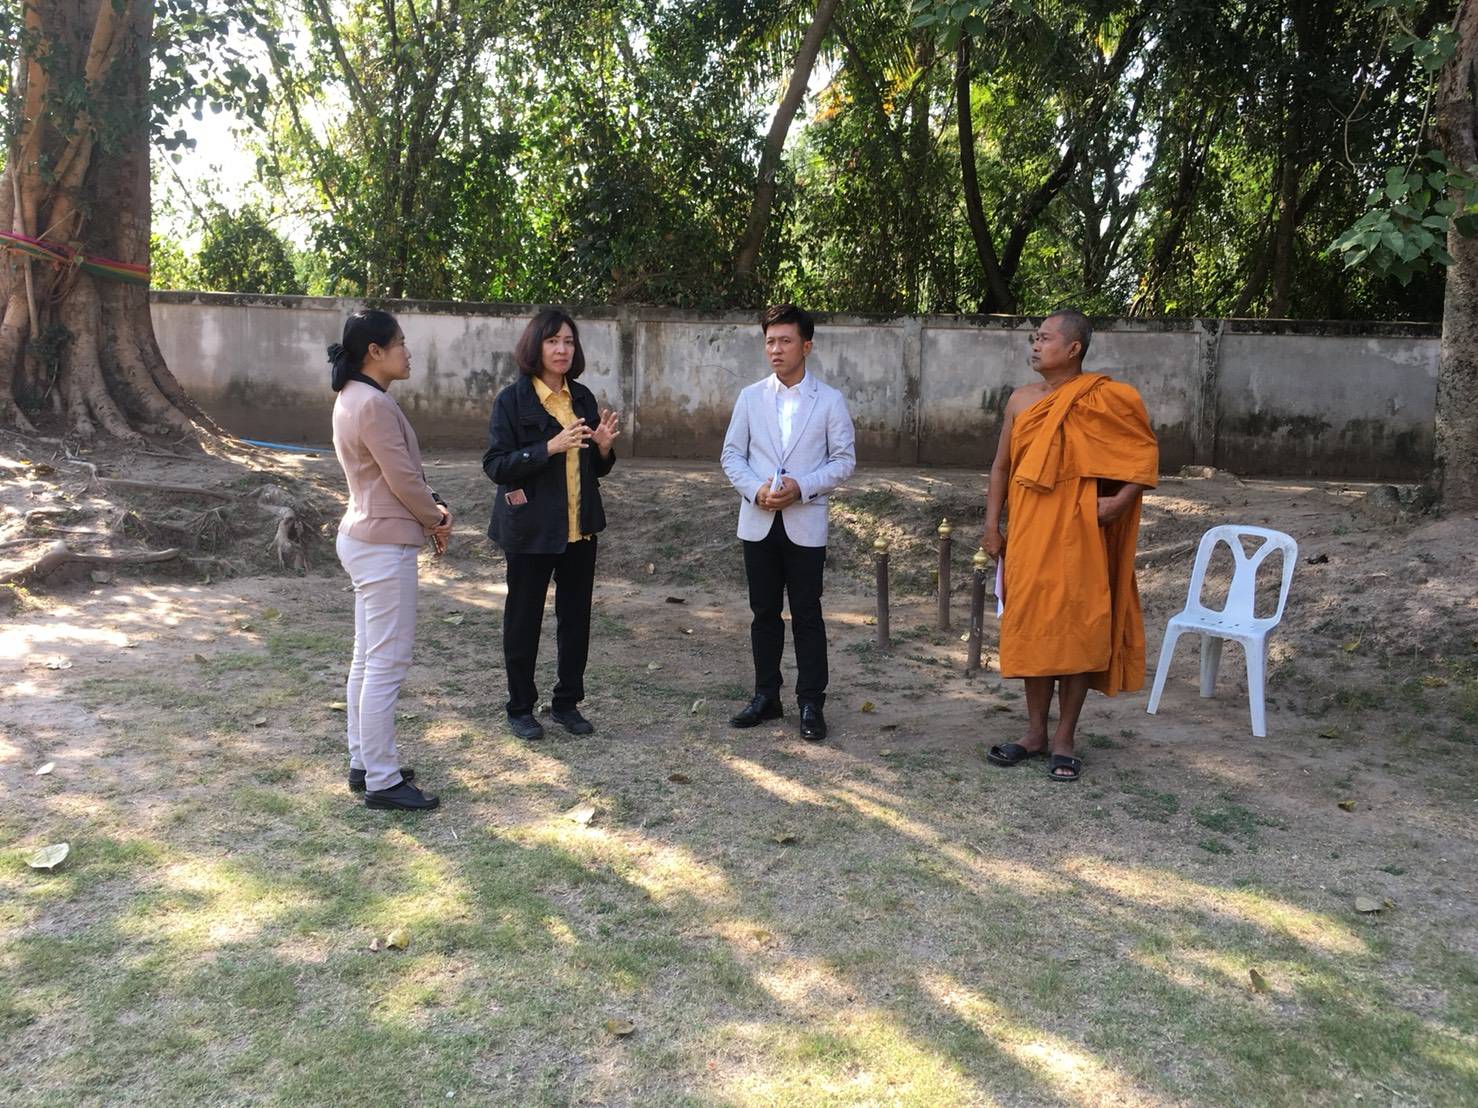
[348,767,414,793]
[550,707,595,735]
[507,713,545,741]
[1047,754,1083,782]
[731,695,784,728]
[365,780,440,810]
[986,743,1043,768]
[799,703,827,742]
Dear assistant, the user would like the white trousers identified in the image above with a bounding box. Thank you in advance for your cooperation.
[336,533,419,792]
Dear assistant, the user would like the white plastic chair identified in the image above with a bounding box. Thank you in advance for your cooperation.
[1146,525,1297,737]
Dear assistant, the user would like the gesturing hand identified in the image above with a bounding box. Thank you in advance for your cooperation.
[548,419,591,455]
[590,408,621,453]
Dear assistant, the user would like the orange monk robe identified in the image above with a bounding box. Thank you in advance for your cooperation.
[998,373,1159,695]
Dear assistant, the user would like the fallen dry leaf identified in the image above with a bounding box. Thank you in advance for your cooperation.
[879,748,894,757]
[251,717,268,728]
[368,937,382,952]
[27,843,69,871]
[605,1018,636,1038]
[771,831,798,846]
[646,662,661,671]
[668,772,691,785]
[442,613,465,626]
[690,698,705,714]
[385,928,409,950]
[860,701,876,713]
[751,929,776,945]
[1420,675,1448,688]
[1353,896,1383,914]
[644,562,655,575]
[89,570,112,584]
[263,608,281,621]
[328,701,348,712]
[1342,640,1360,653]
[1337,799,1356,812]
[1318,727,1340,738]
[193,653,209,664]
[34,762,54,776]
[567,802,597,826]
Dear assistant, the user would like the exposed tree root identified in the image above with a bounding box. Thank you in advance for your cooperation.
[95,477,236,501]
[0,540,180,585]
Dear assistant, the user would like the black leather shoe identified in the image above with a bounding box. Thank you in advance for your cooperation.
[364,780,440,811]
[348,767,414,793]
[507,713,544,741]
[730,694,784,728]
[550,707,595,735]
[799,703,827,742]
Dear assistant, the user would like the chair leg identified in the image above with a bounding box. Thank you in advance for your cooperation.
[1146,627,1183,716]
[1199,635,1223,698]
[1245,637,1267,738]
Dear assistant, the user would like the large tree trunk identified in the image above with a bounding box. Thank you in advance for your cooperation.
[1435,0,1478,510]
[0,0,209,444]
[734,0,841,284]
[955,35,1015,313]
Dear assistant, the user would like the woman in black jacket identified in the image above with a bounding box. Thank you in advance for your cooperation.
[484,308,619,740]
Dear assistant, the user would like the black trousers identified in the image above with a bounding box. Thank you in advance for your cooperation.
[503,537,598,715]
[742,513,828,707]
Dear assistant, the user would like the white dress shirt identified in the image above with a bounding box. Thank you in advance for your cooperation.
[773,372,805,452]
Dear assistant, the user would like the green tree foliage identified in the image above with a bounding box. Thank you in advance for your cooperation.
[209,0,1455,320]
[195,206,304,294]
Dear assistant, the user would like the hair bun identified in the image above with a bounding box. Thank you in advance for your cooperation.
[327,342,346,362]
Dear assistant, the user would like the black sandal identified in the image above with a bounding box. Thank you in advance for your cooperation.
[987,742,1044,767]
[1047,754,1083,782]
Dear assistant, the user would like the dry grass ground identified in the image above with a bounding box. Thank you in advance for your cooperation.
[1,443,1476,1107]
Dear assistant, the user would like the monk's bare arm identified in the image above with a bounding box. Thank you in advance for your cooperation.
[1097,482,1147,526]
[984,389,1032,557]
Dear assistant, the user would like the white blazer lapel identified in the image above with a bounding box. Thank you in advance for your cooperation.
[780,374,820,466]
[759,376,784,463]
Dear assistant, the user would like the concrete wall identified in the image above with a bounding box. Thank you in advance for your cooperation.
[151,293,1440,478]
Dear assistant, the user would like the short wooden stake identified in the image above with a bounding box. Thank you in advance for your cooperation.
[874,537,891,649]
[936,517,953,630]
[966,546,990,674]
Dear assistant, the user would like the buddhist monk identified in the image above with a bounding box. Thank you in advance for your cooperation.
[983,309,1159,781]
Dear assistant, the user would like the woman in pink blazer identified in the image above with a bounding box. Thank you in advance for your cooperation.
[330,309,451,811]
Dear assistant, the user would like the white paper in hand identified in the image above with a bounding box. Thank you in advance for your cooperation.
[995,554,1005,617]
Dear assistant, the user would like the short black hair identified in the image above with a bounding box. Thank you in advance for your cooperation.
[514,308,585,380]
[760,303,814,341]
[1046,308,1092,360]
[328,308,400,391]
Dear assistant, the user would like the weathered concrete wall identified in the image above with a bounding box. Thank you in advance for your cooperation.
[150,293,1440,477]
[916,318,1204,469]
[1213,321,1439,480]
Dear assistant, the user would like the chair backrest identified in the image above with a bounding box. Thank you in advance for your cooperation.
[1183,525,1297,628]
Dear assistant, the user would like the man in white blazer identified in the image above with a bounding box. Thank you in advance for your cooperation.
[720,304,856,741]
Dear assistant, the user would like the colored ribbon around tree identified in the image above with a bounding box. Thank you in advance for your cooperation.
[0,229,150,286]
